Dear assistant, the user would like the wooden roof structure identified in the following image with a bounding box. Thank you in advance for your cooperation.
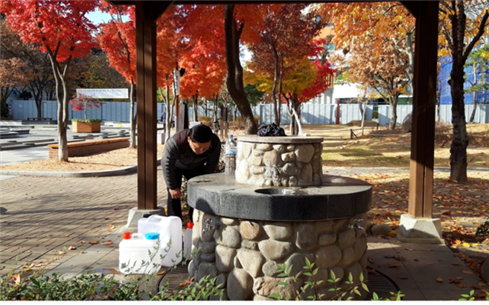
[106,0,439,220]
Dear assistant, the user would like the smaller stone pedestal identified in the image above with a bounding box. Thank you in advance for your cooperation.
[397,214,444,244]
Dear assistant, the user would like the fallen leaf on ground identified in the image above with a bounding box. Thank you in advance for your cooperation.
[89,241,99,245]
[436,277,444,283]
[456,284,467,288]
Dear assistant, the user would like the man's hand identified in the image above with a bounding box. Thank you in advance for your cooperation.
[170,188,181,199]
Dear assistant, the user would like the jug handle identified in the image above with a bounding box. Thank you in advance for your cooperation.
[148,215,162,223]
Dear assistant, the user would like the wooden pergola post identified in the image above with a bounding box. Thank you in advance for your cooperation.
[135,2,158,210]
[399,1,443,243]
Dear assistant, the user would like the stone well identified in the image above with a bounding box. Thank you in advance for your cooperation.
[187,136,372,300]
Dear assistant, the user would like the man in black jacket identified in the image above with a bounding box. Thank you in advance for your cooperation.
[162,124,221,221]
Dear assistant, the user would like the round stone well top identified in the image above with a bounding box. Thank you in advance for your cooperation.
[188,173,372,221]
[236,135,325,187]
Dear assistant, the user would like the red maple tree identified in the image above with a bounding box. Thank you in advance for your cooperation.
[97,1,137,147]
[0,0,98,161]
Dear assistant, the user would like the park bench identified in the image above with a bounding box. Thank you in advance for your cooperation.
[47,137,129,158]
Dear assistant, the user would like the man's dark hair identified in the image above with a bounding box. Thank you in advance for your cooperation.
[190,124,213,143]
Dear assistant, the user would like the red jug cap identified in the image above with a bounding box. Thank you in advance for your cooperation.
[187,222,194,229]
[122,232,131,239]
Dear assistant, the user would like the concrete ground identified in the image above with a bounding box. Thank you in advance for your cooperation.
[0,122,486,300]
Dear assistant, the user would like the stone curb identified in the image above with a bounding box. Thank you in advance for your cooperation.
[0,160,162,177]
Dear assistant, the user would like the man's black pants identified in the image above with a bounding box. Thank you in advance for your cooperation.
[166,164,205,222]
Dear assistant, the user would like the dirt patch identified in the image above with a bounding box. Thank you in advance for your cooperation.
[0,146,165,172]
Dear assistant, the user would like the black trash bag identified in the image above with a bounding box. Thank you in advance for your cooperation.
[257,123,286,136]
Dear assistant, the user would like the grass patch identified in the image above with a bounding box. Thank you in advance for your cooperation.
[309,123,489,169]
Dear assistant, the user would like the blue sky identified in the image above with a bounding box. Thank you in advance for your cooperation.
[86,9,112,25]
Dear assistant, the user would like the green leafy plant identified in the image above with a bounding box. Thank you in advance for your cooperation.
[0,271,140,301]
[71,118,102,123]
[459,290,489,301]
[371,291,405,301]
[327,268,368,300]
[475,219,489,238]
[460,290,476,301]
[1,243,221,301]
[151,275,223,301]
[267,258,404,301]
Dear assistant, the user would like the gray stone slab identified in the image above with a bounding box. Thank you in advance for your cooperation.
[188,173,371,221]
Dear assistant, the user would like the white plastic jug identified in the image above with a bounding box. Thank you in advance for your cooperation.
[119,232,161,275]
[138,215,182,267]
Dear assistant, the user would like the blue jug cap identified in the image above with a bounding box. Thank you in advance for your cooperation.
[145,232,160,240]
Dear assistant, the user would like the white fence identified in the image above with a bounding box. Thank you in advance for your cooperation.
[8,99,489,125]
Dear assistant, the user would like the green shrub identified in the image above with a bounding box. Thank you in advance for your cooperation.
[0,244,221,301]
[372,111,379,119]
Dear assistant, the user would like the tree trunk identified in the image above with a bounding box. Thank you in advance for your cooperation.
[278,56,284,126]
[449,59,468,183]
[388,97,398,130]
[33,86,44,119]
[271,46,280,125]
[193,94,199,121]
[213,94,219,121]
[36,98,42,119]
[360,101,366,135]
[469,91,477,123]
[449,1,469,183]
[129,81,136,148]
[224,4,258,135]
[436,80,442,122]
[165,77,171,142]
[48,54,68,161]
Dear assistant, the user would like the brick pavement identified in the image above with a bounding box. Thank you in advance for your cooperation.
[0,172,168,276]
